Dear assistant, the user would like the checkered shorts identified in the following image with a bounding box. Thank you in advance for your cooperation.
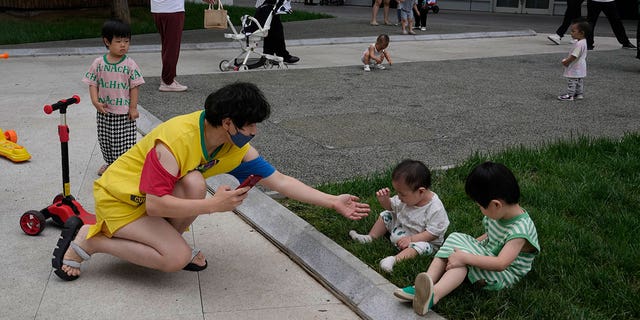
[96,112,136,164]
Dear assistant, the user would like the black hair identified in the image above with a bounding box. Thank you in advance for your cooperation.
[571,20,591,36]
[376,34,390,46]
[101,19,131,49]
[391,159,432,191]
[465,161,520,208]
[204,82,271,128]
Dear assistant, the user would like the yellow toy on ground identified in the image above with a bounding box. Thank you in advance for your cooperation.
[0,128,31,162]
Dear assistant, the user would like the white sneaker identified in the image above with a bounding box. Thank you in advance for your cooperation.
[375,64,386,70]
[363,64,371,72]
[574,94,584,100]
[159,80,188,92]
[547,34,562,45]
[421,27,427,31]
[402,29,408,35]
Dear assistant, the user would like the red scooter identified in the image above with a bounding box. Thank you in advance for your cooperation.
[19,95,96,236]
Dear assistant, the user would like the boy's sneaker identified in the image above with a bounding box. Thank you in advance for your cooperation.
[393,285,415,301]
[159,80,187,92]
[574,94,584,100]
[547,34,562,45]
[413,273,435,316]
[375,64,386,70]
[363,64,371,72]
[558,94,574,101]
[622,42,637,49]
[421,27,427,31]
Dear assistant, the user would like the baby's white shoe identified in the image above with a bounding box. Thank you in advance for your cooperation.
[380,256,396,272]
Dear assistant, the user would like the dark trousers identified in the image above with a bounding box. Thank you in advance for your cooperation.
[586,0,631,48]
[413,6,428,27]
[153,12,184,85]
[555,0,584,37]
[637,19,639,59]
[254,5,291,58]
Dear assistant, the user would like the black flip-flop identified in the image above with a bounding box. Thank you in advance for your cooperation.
[183,249,208,271]
[51,216,84,281]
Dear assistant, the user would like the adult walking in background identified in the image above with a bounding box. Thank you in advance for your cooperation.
[151,0,214,92]
[253,0,300,64]
[586,0,636,50]
[548,0,584,44]
[371,0,391,26]
[637,12,640,59]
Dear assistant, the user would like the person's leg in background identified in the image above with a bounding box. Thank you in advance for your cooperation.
[153,12,187,91]
[558,0,583,37]
[636,18,639,59]
[255,4,299,64]
[586,0,601,49]
[599,1,635,47]
[419,4,428,30]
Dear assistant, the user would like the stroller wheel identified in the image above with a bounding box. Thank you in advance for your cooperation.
[219,60,230,72]
[433,5,439,13]
[238,65,249,71]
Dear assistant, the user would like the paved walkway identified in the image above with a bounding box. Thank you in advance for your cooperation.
[1,3,638,320]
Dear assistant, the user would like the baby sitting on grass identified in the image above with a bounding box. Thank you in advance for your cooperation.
[349,159,449,272]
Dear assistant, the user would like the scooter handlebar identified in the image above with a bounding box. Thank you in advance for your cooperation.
[44,95,81,114]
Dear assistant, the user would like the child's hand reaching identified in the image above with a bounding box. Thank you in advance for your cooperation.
[376,187,392,210]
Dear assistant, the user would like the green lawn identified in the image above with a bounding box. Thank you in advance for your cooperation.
[0,3,331,45]
[281,134,640,319]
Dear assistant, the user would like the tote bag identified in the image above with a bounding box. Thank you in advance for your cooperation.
[204,1,227,29]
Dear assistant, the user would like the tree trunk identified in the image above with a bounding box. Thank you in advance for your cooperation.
[111,0,131,25]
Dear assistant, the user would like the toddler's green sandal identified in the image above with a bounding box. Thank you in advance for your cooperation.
[413,272,435,315]
[393,285,415,301]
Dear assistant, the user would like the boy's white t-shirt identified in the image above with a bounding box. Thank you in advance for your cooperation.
[564,38,587,78]
[389,193,449,246]
[150,0,185,13]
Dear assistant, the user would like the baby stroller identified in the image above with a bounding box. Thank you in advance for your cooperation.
[219,0,292,71]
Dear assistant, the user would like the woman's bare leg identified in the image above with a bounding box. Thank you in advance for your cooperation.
[59,170,209,277]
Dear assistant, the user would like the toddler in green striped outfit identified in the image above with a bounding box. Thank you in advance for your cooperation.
[394,161,540,316]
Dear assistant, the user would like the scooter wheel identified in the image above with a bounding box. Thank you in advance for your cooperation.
[5,129,18,143]
[219,60,230,72]
[20,210,46,236]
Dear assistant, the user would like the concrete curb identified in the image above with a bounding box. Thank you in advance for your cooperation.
[136,106,443,320]
[6,29,535,57]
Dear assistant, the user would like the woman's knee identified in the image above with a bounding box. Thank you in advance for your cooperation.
[173,170,207,199]
[158,246,193,272]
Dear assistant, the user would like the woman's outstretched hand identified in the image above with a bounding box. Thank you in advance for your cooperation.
[334,194,370,220]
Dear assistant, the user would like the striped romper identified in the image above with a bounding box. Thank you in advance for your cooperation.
[435,211,540,290]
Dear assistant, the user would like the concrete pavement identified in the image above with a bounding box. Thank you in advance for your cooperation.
[1,3,638,320]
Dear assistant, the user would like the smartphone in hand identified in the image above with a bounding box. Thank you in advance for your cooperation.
[236,174,262,191]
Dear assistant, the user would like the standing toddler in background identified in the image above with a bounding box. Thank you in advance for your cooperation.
[362,34,393,71]
[558,20,589,101]
[398,0,418,34]
[394,162,540,316]
[82,19,145,175]
[349,159,450,272]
